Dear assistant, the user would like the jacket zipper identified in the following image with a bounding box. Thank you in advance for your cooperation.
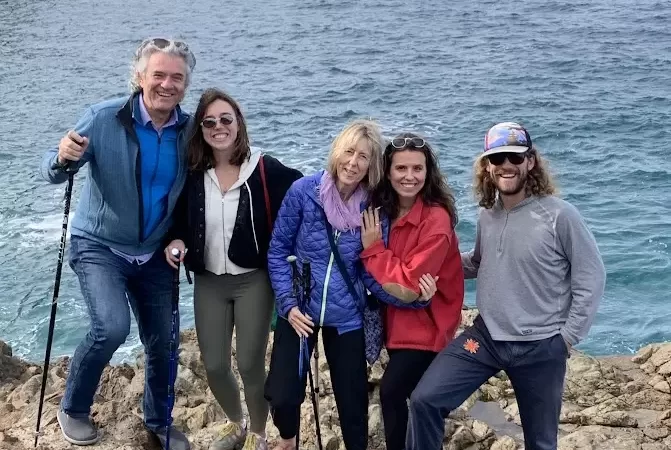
[133,135,143,244]
[498,210,509,253]
[145,134,161,238]
[320,230,340,326]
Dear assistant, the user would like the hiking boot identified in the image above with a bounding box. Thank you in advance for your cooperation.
[151,426,191,450]
[56,409,100,446]
[242,432,268,450]
[209,421,247,450]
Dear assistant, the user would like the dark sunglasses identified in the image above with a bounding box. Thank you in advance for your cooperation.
[486,152,528,166]
[201,116,234,129]
[391,137,426,149]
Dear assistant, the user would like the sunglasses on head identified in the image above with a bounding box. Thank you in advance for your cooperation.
[200,116,234,128]
[136,38,195,69]
[390,137,426,149]
[486,152,528,166]
[146,37,190,51]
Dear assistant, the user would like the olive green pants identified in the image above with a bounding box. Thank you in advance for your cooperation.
[194,269,274,433]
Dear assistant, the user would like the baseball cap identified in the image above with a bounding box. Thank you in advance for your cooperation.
[483,122,532,157]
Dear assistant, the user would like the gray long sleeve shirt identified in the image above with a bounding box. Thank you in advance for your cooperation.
[461,195,606,346]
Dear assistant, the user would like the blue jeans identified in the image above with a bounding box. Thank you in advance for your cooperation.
[406,315,568,450]
[62,235,177,432]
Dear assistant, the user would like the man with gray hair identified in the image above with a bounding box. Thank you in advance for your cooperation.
[40,37,196,450]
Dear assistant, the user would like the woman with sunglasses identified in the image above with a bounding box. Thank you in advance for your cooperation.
[359,133,465,450]
[165,88,302,450]
[263,121,436,450]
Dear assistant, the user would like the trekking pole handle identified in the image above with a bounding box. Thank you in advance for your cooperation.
[171,248,183,268]
[302,260,311,300]
[287,255,300,298]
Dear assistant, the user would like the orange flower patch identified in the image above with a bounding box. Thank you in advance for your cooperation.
[463,338,480,354]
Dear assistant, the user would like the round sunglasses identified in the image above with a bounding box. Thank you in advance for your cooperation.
[200,116,234,129]
[486,152,528,166]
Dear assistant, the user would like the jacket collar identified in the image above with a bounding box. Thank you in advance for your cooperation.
[494,194,537,212]
[394,197,423,227]
[304,170,325,204]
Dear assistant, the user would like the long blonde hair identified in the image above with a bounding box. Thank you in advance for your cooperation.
[473,147,558,209]
[326,119,384,189]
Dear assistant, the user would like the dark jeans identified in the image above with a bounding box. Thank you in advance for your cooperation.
[380,349,437,450]
[406,315,568,450]
[264,317,368,450]
[62,236,177,432]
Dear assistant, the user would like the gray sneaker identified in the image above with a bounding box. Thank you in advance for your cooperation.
[56,409,101,446]
[152,426,191,450]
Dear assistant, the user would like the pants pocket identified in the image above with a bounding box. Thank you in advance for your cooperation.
[553,334,570,359]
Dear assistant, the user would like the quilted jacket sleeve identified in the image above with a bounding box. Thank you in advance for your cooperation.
[268,180,304,318]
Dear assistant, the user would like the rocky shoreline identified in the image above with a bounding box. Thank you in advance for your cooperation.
[2,310,671,449]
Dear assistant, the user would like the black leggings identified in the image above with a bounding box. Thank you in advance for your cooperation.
[264,317,368,450]
[380,349,437,450]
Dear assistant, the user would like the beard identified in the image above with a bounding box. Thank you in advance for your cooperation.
[494,170,528,196]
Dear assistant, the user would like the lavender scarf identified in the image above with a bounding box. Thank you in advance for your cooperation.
[319,171,367,233]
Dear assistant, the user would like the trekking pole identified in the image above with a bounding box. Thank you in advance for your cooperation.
[287,256,304,377]
[165,248,181,450]
[34,167,75,447]
[287,256,302,450]
[302,261,323,450]
[313,339,320,421]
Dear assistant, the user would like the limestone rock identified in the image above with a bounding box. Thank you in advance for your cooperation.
[0,342,11,358]
[3,322,671,450]
[654,381,671,394]
[490,436,519,450]
[558,425,646,449]
[642,426,670,440]
[658,360,671,376]
[642,443,669,450]
[649,345,671,369]
[649,374,665,387]
[633,345,655,364]
[642,362,657,375]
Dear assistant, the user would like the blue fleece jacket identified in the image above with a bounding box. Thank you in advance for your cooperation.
[39,93,193,255]
[268,171,425,333]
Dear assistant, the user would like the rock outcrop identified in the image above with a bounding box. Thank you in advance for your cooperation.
[1,309,671,449]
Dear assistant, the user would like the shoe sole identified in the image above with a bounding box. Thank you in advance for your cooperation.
[57,412,101,446]
[208,439,245,450]
[208,442,243,450]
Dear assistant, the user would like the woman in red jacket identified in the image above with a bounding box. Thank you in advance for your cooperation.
[360,133,465,450]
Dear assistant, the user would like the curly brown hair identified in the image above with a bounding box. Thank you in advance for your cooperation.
[473,147,558,209]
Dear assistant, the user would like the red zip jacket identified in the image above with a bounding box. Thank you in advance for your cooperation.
[361,199,464,352]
